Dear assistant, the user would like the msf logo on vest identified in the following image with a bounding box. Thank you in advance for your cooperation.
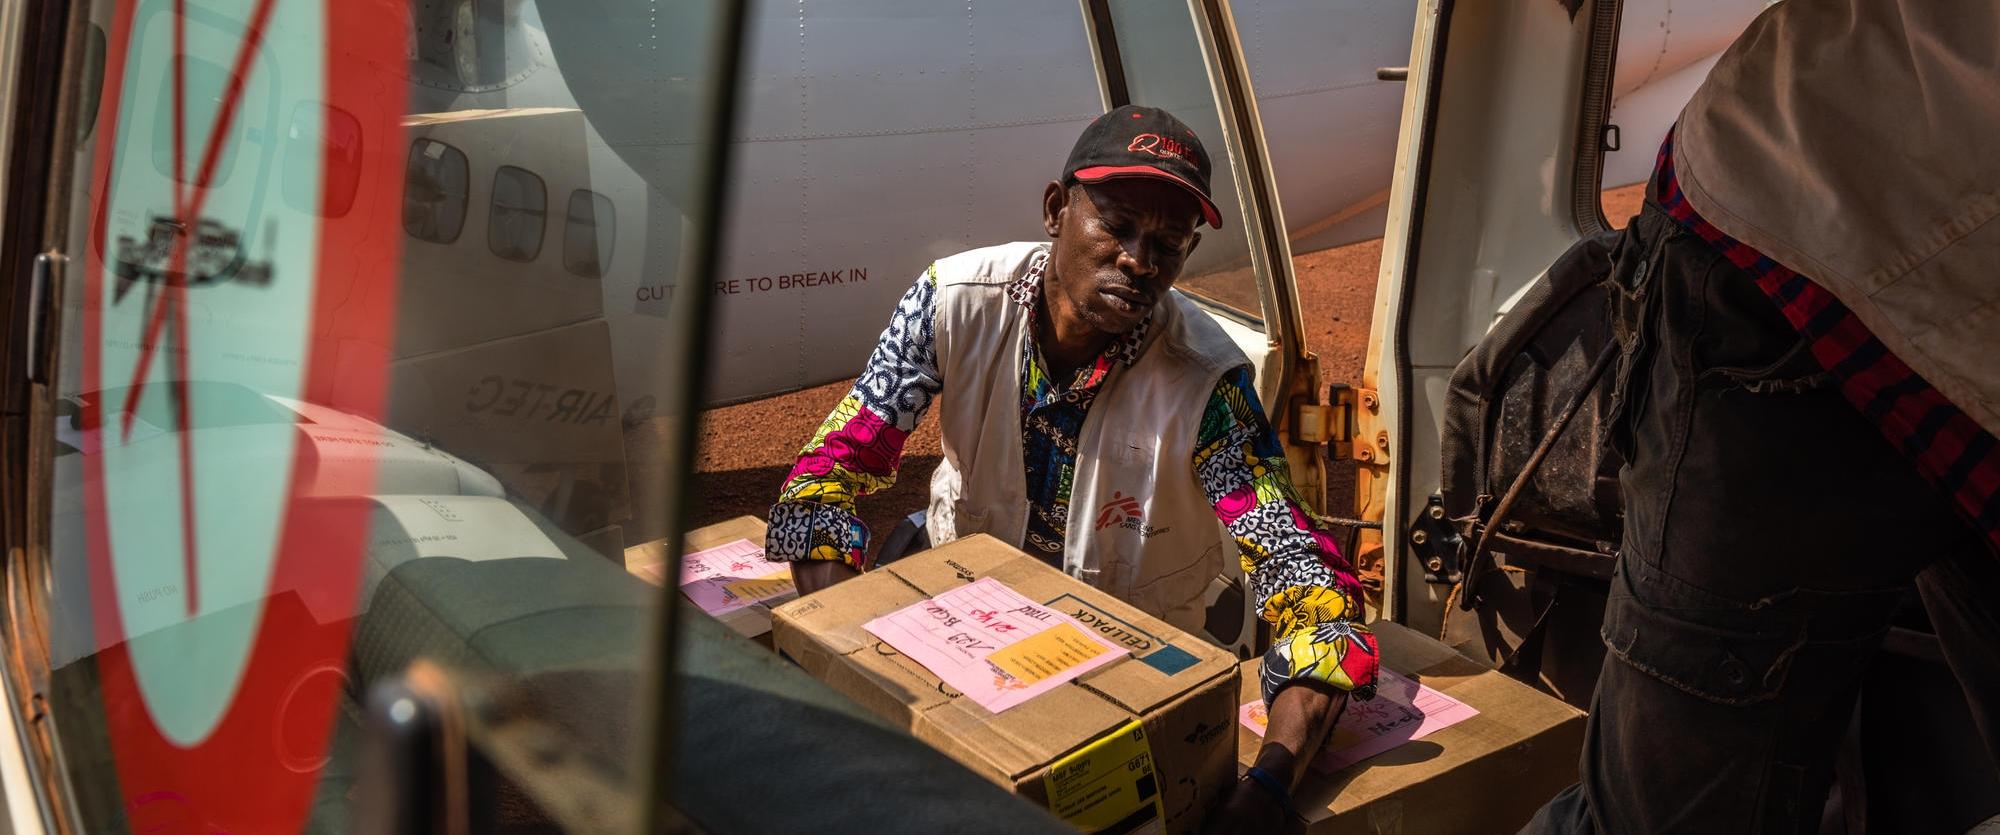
[1093,491,1170,539]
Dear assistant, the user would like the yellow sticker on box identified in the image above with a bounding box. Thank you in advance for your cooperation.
[722,573,794,602]
[1043,719,1165,834]
[988,621,1111,685]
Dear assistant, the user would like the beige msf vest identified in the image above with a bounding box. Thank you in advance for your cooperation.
[924,242,1252,647]
[1676,0,2000,435]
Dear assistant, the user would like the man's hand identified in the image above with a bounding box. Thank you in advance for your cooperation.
[790,559,861,596]
[1203,681,1344,834]
[1206,779,1297,835]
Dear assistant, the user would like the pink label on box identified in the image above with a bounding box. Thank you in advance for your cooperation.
[678,538,794,616]
[1239,668,1479,772]
[863,577,1128,713]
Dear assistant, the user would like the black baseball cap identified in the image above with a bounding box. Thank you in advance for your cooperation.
[1062,105,1223,229]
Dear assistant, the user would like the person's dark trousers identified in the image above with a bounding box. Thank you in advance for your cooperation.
[873,510,931,567]
[1521,202,1995,833]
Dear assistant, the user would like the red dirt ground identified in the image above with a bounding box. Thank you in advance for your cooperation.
[690,185,1649,561]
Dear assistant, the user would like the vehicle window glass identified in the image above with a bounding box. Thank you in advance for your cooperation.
[488,164,547,262]
[1105,0,1260,322]
[148,54,237,189]
[39,1,729,831]
[564,188,613,278]
[402,138,468,243]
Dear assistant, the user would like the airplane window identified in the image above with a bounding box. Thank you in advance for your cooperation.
[282,102,364,218]
[488,164,547,262]
[402,138,468,243]
[564,188,614,278]
[1103,0,1261,323]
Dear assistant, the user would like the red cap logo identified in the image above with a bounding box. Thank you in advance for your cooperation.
[1127,133,1193,163]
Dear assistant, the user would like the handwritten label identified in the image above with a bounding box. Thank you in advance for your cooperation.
[672,539,796,616]
[864,577,1127,713]
[1239,669,1479,773]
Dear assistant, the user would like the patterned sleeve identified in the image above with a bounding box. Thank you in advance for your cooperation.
[765,266,943,570]
[1192,366,1380,706]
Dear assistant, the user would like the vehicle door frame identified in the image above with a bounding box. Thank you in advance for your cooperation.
[1365,0,1622,632]
[1076,0,1335,517]
[0,0,97,830]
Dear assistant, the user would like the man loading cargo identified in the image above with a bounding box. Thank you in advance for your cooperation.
[767,105,1375,829]
[1526,0,2000,830]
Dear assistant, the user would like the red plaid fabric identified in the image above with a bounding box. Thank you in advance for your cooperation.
[1653,131,2000,557]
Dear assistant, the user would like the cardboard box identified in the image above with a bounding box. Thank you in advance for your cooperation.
[385,319,632,536]
[1235,621,1586,834]
[771,535,1241,833]
[626,516,792,645]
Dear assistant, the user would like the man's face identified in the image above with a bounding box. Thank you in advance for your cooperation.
[1042,179,1204,335]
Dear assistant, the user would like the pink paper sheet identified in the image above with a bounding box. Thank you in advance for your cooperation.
[864,577,1128,713]
[676,538,794,616]
[1239,668,1479,772]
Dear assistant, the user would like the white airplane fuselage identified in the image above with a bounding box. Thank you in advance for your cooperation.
[402,0,1767,412]
[56,0,1767,550]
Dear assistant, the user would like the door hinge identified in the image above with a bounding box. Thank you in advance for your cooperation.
[1328,384,1387,464]
[1322,384,1357,454]
[1293,402,1333,444]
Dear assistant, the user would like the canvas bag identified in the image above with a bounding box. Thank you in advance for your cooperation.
[1435,229,1632,704]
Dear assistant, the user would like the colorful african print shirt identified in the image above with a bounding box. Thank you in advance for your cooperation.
[769,252,1379,705]
[1015,267,1149,562]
